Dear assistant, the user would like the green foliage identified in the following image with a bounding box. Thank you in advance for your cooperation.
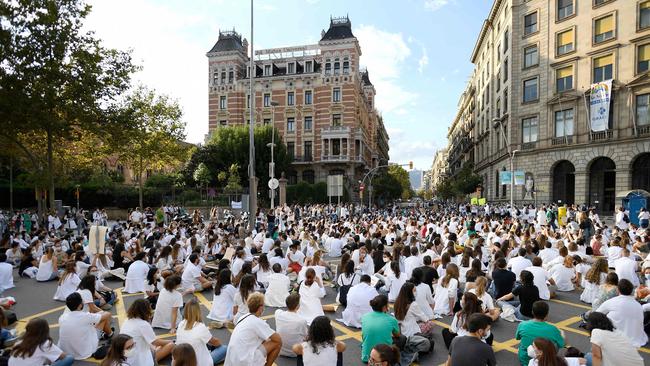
[371,165,413,203]
[145,173,178,188]
[193,163,211,187]
[224,164,242,193]
[286,182,328,204]
[435,163,482,200]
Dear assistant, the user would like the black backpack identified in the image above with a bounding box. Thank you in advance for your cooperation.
[338,274,356,307]
[623,214,630,223]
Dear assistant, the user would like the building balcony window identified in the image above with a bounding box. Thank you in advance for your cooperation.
[590,130,613,141]
[551,136,574,145]
[637,125,650,136]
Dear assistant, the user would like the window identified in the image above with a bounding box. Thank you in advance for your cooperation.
[287,92,295,106]
[555,108,574,137]
[558,0,574,20]
[523,77,538,102]
[593,54,613,82]
[219,96,226,110]
[501,167,507,198]
[325,63,331,75]
[504,29,509,52]
[287,62,295,74]
[219,120,227,126]
[524,12,538,35]
[305,90,313,105]
[503,59,509,81]
[263,118,271,125]
[286,142,295,159]
[641,1,650,29]
[332,139,341,155]
[637,94,650,126]
[496,98,501,118]
[594,14,615,44]
[496,72,501,91]
[304,141,313,161]
[287,118,295,132]
[556,66,573,92]
[302,170,315,183]
[304,116,312,131]
[593,0,611,6]
[305,61,313,73]
[332,114,341,126]
[332,87,341,103]
[504,88,509,113]
[497,45,501,61]
[228,71,233,83]
[264,64,271,76]
[246,94,250,109]
[221,71,226,83]
[343,60,350,74]
[212,72,218,84]
[522,117,539,143]
[524,45,539,68]
[333,61,340,75]
[263,93,271,107]
[557,29,574,56]
[638,44,650,74]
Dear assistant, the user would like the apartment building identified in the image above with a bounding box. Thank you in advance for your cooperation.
[206,16,390,194]
[430,148,449,191]
[447,0,650,214]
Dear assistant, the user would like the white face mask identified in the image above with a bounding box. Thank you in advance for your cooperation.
[527,345,538,359]
[645,274,650,281]
[124,347,136,358]
[383,257,390,263]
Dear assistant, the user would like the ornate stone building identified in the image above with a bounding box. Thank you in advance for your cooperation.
[206,17,389,195]
[446,0,650,214]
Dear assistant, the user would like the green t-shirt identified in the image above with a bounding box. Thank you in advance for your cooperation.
[515,320,565,365]
[361,311,399,363]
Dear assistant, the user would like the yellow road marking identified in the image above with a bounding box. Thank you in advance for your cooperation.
[15,305,66,335]
[553,316,582,328]
[550,299,591,310]
[114,288,127,325]
[194,292,212,310]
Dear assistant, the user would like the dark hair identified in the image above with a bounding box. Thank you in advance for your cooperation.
[188,253,198,264]
[585,311,615,332]
[496,257,507,269]
[390,260,401,278]
[11,318,53,358]
[533,337,567,366]
[532,256,543,266]
[410,267,423,286]
[172,343,197,366]
[370,294,388,312]
[457,292,482,330]
[520,270,534,286]
[164,275,181,292]
[127,299,152,321]
[605,272,619,286]
[101,334,132,366]
[360,274,371,283]
[532,301,549,320]
[239,274,256,302]
[466,313,492,333]
[134,252,146,261]
[258,254,270,272]
[617,278,633,296]
[147,267,159,286]
[65,292,83,311]
[394,282,416,321]
[344,260,355,276]
[285,293,300,311]
[305,316,335,354]
[214,269,232,296]
[371,344,400,365]
[78,274,96,292]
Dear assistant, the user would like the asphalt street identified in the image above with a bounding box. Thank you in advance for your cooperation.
[5,262,650,366]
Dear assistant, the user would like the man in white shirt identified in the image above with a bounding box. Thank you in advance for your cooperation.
[507,248,533,280]
[181,254,213,292]
[0,254,14,293]
[261,233,275,254]
[274,293,308,357]
[596,279,648,348]
[614,249,640,287]
[404,246,423,279]
[615,206,629,231]
[224,293,282,366]
[525,257,555,300]
[328,233,344,258]
[341,275,378,328]
[538,242,560,264]
[129,208,143,225]
[58,292,113,360]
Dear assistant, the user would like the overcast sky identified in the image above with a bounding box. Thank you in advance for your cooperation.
[85,0,492,170]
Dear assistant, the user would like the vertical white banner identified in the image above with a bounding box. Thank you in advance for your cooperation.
[589,79,612,132]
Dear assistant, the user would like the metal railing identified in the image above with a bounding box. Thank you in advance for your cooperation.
[590,130,613,141]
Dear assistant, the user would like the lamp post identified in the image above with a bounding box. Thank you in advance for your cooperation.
[267,101,280,209]
[248,0,256,230]
[492,117,518,209]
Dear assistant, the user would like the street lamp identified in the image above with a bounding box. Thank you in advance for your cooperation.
[492,117,518,209]
[248,0,256,230]
[267,101,280,209]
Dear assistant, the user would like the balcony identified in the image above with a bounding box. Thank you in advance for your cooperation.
[321,154,365,164]
[551,136,573,146]
[292,155,313,163]
[321,126,350,138]
[521,142,536,151]
[637,125,650,136]
[590,130,613,141]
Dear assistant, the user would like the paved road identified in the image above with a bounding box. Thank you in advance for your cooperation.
[6,265,650,366]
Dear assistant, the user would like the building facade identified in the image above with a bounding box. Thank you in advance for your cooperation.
[206,17,389,195]
[430,148,449,191]
[446,0,650,214]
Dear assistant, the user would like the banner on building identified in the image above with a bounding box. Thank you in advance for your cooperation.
[327,175,344,197]
[471,197,478,205]
[589,79,612,132]
[514,171,526,186]
[478,198,487,206]
[499,171,512,185]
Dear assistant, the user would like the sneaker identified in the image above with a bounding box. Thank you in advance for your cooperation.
[100,303,112,311]
[101,327,115,340]
[208,321,224,329]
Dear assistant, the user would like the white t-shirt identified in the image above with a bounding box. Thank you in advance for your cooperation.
[124,260,149,293]
[57,311,101,360]
[275,310,309,357]
[223,315,275,366]
[614,257,639,287]
[301,342,338,366]
[8,341,63,366]
[120,318,156,366]
[596,295,649,348]
[0,262,14,291]
[590,329,644,366]
[525,266,551,300]
[151,288,183,329]
[207,284,237,322]
[176,321,213,366]
[181,262,202,290]
[550,265,575,292]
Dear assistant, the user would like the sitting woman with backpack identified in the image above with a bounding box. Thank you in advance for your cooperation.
[336,260,359,306]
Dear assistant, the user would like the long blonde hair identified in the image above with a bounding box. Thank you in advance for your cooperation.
[474,276,488,297]
[182,298,203,330]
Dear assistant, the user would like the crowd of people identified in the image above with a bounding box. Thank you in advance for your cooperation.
[0,201,648,365]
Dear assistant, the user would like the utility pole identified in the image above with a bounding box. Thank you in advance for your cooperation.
[248,0,256,230]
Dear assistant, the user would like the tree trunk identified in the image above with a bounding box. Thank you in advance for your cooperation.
[138,155,144,209]
[9,155,13,213]
[46,128,55,212]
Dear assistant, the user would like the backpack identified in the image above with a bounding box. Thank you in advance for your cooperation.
[338,274,355,307]
[623,214,630,223]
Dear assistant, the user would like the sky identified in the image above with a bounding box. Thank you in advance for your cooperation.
[85,0,492,170]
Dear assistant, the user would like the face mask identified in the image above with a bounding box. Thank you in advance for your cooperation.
[527,345,538,360]
[124,347,136,358]
[89,271,98,276]
[383,257,389,263]
[645,274,650,281]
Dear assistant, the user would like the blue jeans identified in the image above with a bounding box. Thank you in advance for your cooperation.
[52,355,75,366]
[211,345,227,364]
[585,352,592,366]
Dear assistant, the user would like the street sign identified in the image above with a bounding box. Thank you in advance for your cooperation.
[327,175,343,197]
[514,171,525,186]
[268,178,279,190]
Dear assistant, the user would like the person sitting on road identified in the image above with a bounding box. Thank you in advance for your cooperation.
[515,301,565,366]
[275,293,308,358]
[446,313,496,366]
[9,318,74,366]
[58,292,113,360]
[292,315,346,365]
[120,299,175,366]
[151,275,184,332]
[123,252,149,294]
[340,274,378,328]
[207,269,237,325]
[595,278,648,348]
[264,263,291,308]
[584,311,644,366]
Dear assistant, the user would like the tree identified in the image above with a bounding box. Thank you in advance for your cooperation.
[0,0,137,210]
[388,165,413,200]
[115,86,188,208]
[224,164,242,202]
[435,163,482,201]
[370,165,413,204]
[193,163,211,201]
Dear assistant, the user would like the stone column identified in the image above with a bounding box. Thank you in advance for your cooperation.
[536,172,551,204]
[279,173,288,206]
[249,176,259,220]
[574,170,588,206]
[615,168,631,208]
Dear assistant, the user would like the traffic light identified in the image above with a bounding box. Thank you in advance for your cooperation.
[408,161,413,170]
